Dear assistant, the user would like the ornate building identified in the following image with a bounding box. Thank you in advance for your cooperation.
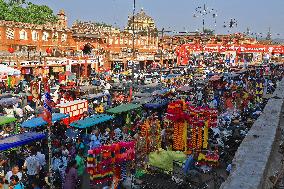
[125,8,157,36]
[0,9,73,54]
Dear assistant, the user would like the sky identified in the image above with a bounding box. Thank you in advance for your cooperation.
[30,0,284,38]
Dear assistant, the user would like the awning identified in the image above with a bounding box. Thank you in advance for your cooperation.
[0,132,46,151]
[0,116,17,126]
[144,99,168,109]
[69,114,113,129]
[0,97,20,107]
[106,103,141,114]
[21,113,69,128]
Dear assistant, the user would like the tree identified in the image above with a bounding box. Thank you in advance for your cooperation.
[0,0,57,24]
[204,29,215,35]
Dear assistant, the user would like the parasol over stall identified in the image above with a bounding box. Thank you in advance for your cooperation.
[21,113,69,128]
[0,132,46,151]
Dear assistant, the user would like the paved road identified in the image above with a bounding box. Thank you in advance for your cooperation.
[81,169,91,189]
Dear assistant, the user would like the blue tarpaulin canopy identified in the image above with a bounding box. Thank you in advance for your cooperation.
[165,74,181,79]
[144,98,169,109]
[0,132,46,151]
[69,114,113,129]
[21,113,69,128]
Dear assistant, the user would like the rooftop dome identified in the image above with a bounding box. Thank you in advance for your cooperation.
[134,8,154,21]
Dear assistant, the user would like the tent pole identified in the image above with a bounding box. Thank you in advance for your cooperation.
[48,122,53,188]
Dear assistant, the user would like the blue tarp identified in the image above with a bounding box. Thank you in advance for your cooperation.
[69,114,113,129]
[165,74,181,79]
[144,99,169,109]
[21,113,69,128]
[0,132,46,151]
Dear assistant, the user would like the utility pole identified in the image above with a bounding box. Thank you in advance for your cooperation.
[202,4,205,33]
[158,28,171,68]
[131,0,136,84]
[194,4,217,34]
[129,0,136,102]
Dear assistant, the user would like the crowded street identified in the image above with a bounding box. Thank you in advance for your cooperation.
[0,0,284,189]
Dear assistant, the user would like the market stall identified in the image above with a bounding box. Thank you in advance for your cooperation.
[87,141,135,186]
[21,113,69,128]
[56,100,88,123]
[0,132,46,151]
[106,103,142,134]
[69,114,113,129]
[0,116,18,136]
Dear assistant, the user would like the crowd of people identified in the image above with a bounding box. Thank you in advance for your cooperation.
[0,60,283,189]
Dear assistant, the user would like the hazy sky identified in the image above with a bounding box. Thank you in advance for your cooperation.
[30,0,284,38]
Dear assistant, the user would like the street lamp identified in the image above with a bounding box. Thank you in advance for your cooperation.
[193,4,217,33]
[223,18,238,33]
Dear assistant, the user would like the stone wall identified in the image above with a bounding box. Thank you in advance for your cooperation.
[220,79,284,189]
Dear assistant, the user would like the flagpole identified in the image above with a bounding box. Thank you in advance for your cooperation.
[43,76,53,188]
[130,0,136,102]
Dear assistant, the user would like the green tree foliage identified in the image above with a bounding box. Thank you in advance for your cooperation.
[0,0,58,24]
[203,28,215,35]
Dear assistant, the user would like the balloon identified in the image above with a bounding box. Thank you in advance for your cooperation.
[8,47,14,53]
[46,48,52,54]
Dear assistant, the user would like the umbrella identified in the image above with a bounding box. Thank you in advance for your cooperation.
[0,98,20,107]
[177,86,193,92]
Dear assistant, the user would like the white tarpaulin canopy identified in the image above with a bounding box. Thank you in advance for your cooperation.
[0,64,21,76]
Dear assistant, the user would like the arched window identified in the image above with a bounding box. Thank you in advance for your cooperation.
[32,30,39,41]
[6,28,14,39]
[42,32,49,41]
[19,29,27,40]
[61,33,67,42]
[52,32,58,41]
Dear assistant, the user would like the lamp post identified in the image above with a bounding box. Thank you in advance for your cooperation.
[193,4,217,33]
[127,0,136,103]
[223,18,238,33]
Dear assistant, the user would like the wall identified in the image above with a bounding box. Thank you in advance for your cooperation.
[220,79,284,189]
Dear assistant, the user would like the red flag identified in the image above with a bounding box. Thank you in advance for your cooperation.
[43,77,52,124]
[128,86,133,102]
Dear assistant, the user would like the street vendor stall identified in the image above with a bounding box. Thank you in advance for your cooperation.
[106,103,141,114]
[21,113,69,128]
[106,103,142,133]
[87,141,135,186]
[69,114,113,129]
[56,100,88,123]
[0,97,20,107]
[0,132,46,151]
[0,116,18,136]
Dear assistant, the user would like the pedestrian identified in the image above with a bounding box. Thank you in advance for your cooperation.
[63,160,78,189]
[75,149,85,187]
[23,147,40,186]
[31,179,41,189]
[9,175,24,189]
[5,165,22,184]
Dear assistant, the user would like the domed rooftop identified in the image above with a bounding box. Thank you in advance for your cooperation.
[134,8,154,21]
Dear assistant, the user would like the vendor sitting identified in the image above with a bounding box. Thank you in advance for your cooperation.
[90,129,101,149]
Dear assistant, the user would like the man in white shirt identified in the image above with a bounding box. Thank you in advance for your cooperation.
[23,148,40,185]
[36,150,46,170]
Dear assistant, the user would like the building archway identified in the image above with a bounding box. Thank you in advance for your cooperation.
[82,43,93,55]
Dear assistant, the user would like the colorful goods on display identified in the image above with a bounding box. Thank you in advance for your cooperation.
[166,101,219,165]
[166,100,188,151]
[139,118,161,153]
[87,141,135,184]
[56,100,88,123]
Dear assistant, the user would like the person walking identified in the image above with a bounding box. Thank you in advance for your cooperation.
[63,160,78,189]
[9,175,24,189]
[5,165,22,184]
[23,148,40,186]
[75,150,85,188]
